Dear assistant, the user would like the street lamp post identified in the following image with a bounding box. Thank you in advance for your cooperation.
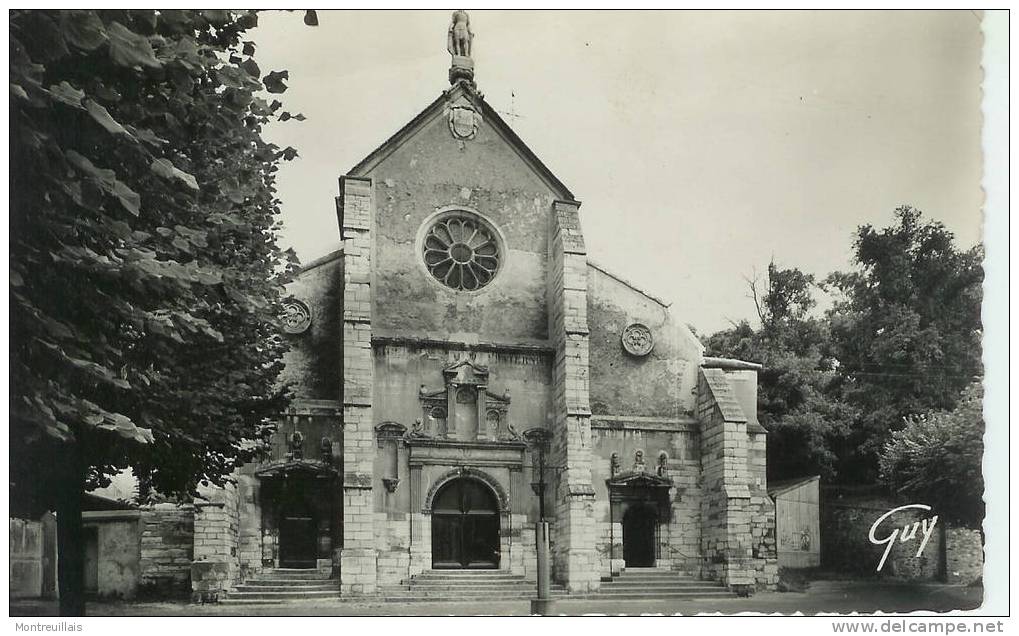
[524,428,554,616]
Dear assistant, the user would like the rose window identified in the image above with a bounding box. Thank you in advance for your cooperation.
[422,212,501,291]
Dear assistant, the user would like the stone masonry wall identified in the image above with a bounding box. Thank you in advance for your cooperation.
[945,528,983,584]
[590,424,704,577]
[746,431,778,588]
[821,495,943,579]
[374,511,410,586]
[697,367,776,590]
[547,199,598,593]
[698,369,752,587]
[138,504,194,598]
[820,489,982,583]
[235,468,262,580]
[192,483,241,597]
[338,175,378,594]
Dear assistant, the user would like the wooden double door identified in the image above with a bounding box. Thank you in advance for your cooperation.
[431,478,501,569]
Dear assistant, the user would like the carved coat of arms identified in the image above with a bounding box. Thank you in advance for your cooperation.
[448,105,480,140]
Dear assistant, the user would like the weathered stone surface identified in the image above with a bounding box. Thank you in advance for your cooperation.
[212,46,776,599]
[138,505,194,598]
[945,527,983,584]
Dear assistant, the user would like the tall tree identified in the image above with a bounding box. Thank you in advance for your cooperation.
[9,10,307,614]
[825,206,983,482]
[879,381,984,527]
[705,262,854,482]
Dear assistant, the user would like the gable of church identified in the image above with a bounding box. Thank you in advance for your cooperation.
[347,85,572,346]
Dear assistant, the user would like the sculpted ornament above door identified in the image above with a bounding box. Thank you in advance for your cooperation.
[417,357,514,442]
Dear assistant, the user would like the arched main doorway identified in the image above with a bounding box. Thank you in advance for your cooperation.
[622,503,659,567]
[431,477,501,569]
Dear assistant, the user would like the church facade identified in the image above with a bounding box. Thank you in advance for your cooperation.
[191,18,778,598]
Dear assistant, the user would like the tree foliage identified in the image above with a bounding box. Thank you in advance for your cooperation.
[825,206,983,482]
[879,382,984,527]
[705,262,854,482]
[705,207,983,487]
[9,9,303,512]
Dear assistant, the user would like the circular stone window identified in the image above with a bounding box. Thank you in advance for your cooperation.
[421,210,502,292]
[281,298,312,334]
[621,323,654,357]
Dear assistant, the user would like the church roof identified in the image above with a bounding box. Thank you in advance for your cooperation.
[297,248,343,274]
[347,81,577,203]
[587,259,672,308]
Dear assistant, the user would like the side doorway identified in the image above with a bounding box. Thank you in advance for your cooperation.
[622,503,658,567]
[278,490,319,569]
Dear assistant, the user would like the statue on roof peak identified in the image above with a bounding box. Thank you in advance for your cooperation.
[447,10,473,58]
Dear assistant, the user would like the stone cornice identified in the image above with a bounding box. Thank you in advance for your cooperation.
[591,414,699,433]
[372,334,553,355]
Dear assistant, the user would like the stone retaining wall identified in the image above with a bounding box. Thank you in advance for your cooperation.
[138,504,194,597]
[820,489,983,583]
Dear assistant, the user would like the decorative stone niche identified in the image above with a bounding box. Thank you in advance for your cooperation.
[416,357,516,442]
[375,422,407,493]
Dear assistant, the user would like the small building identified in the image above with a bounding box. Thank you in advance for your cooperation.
[9,515,55,600]
[81,495,144,601]
[768,475,821,569]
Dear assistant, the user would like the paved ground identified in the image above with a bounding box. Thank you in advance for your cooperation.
[10,581,983,617]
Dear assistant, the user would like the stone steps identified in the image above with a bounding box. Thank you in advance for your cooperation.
[563,591,736,601]
[234,583,339,593]
[413,572,527,581]
[240,579,338,587]
[224,589,342,601]
[220,568,340,605]
[219,566,736,605]
[565,567,736,601]
[254,568,332,580]
[380,569,558,602]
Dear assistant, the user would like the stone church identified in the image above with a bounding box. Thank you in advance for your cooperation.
[187,13,778,600]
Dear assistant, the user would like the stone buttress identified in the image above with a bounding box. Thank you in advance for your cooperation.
[697,364,777,590]
[547,199,599,593]
[337,175,378,594]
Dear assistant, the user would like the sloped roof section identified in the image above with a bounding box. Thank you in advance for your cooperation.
[347,81,576,202]
[768,475,820,498]
[297,248,343,275]
[587,260,671,308]
[700,367,748,424]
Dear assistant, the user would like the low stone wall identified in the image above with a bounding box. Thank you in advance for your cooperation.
[945,527,983,584]
[821,494,942,579]
[138,504,194,597]
[820,488,983,583]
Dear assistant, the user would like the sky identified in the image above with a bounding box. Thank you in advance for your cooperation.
[251,10,984,335]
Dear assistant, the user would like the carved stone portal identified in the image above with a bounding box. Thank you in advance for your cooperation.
[417,357,512,442]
